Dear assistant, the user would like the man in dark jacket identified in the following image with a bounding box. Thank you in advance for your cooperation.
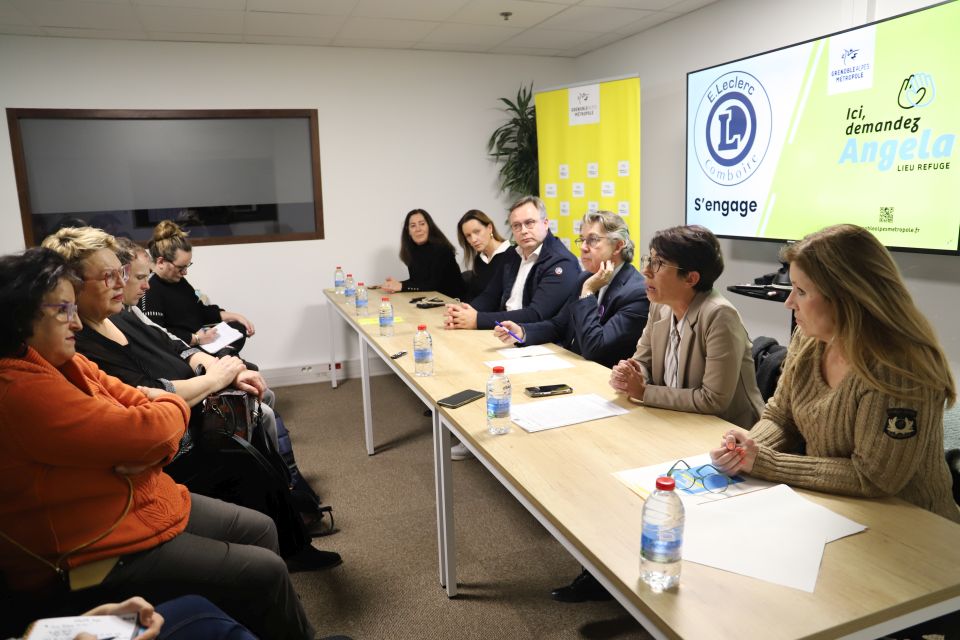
[494,210,649,369]
[444,196,580,330]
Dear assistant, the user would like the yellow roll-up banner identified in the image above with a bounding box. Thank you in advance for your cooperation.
[535,77,641,266]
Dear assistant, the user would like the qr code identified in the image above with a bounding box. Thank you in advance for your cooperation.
[879,207,894,223]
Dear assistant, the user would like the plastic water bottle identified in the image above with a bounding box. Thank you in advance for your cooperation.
[640,476,685,593]
[344,274,356,305]
[413,324,433,376]
[486,365,511,435]
[334,266,345,294]
[355,282,368,316]
[378,297,394,337]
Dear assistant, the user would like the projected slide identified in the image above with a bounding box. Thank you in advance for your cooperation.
[685,1,959,253]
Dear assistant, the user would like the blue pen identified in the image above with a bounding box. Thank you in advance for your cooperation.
[495,320,524,345]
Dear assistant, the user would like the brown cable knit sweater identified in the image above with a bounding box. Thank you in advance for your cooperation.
[749,331,960,523]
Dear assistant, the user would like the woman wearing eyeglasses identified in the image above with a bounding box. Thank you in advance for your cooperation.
[139,220,255,353]
[381,208,466,299]
[456,209,510,302]
[494,210,648,369]
[43,228,340,565]
[610,225,764,429]
[710,225,958,523]
[0,248,316,640]
[41,227,248,413]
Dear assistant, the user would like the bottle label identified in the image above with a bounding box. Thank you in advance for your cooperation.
[486,396,510,419]
[356,298,368,308]
[335,278,345,286]
[414,348,432,364]
[379,315,394,327]
[641,525,683,563]
[345,287,356,297]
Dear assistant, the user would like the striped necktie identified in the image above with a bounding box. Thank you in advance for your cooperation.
[665,325,680,388]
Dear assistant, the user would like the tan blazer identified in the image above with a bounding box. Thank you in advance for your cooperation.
[632,289,764,429]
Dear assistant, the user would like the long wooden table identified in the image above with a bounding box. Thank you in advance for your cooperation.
[324,289,960,639]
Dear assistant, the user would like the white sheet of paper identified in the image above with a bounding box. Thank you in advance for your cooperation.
[495,344,554,359]
[614,452,775,504]
[200,321,244,354]
[482,354,574,375]
[682,484,867,592]
[26,613,137,639]
[511,393,628,432]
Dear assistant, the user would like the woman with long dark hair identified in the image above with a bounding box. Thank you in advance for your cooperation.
[381,209,465,299]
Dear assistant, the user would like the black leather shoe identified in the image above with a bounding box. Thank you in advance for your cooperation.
[550,569,613,602]
[284,546,342,573]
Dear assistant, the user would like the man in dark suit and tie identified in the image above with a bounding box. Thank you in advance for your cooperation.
[494,210,649,369]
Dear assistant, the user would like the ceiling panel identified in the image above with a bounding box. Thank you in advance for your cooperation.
[449,0,567,28]
[420,22,521,46]
[0,0,717,58]
[336,16,439,41]
[244,11,346,38]
[137,6,243,34]
[537,5,654,32]
[352,0,470,21]
[246,0,357,16]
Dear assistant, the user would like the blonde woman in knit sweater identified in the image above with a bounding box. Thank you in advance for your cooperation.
[711,224,958,522]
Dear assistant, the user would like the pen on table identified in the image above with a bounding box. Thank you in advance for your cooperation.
[494,320,524,345]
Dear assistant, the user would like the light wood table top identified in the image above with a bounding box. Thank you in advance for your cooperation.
[326,289,960,639]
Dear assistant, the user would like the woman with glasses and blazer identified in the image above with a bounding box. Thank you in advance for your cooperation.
[610,224,764,429]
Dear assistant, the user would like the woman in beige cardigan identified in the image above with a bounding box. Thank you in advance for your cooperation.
[711,224,958,523]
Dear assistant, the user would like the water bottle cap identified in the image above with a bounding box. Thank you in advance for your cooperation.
[336,265,341,268]
[381,297,390,302]
[358,282,364,286]
[492,366,505,374]
[347,273,353,277]
[655,476,676,491]
[418,324,426,330]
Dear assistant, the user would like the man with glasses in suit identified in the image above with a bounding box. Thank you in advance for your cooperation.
[444,196,580,330]
[493,210,649,369]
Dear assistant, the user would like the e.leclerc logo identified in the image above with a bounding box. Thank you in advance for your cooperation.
[694,71,772,186]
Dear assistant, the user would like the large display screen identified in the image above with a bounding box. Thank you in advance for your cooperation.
[685,0,959,254]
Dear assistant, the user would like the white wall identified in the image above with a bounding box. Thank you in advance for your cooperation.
[3,0,957,381]
[571,0,960,377]
[0,36,569,376]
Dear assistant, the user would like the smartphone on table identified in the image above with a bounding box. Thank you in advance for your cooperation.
[437,389,484,408]
[524,384,573,398]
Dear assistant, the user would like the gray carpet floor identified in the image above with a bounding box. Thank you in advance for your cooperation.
[277,375,653,640]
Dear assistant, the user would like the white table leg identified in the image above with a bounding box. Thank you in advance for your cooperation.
[432,408,446,587]
[437,415,457,597]
[328,300,338,389]
[359,334,374,455]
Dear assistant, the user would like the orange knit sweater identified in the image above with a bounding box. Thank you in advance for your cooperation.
[0,348,192,591]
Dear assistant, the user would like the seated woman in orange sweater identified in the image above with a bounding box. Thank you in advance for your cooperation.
[0,248,315,640]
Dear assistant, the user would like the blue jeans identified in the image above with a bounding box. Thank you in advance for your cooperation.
[158,595,257,640]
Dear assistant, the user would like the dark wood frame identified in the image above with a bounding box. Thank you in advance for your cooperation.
[6,108,324,247]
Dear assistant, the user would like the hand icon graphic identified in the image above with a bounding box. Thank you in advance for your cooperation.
[898,72,936,109]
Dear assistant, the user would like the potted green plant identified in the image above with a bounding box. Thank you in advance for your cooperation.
[487,83,539,198]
